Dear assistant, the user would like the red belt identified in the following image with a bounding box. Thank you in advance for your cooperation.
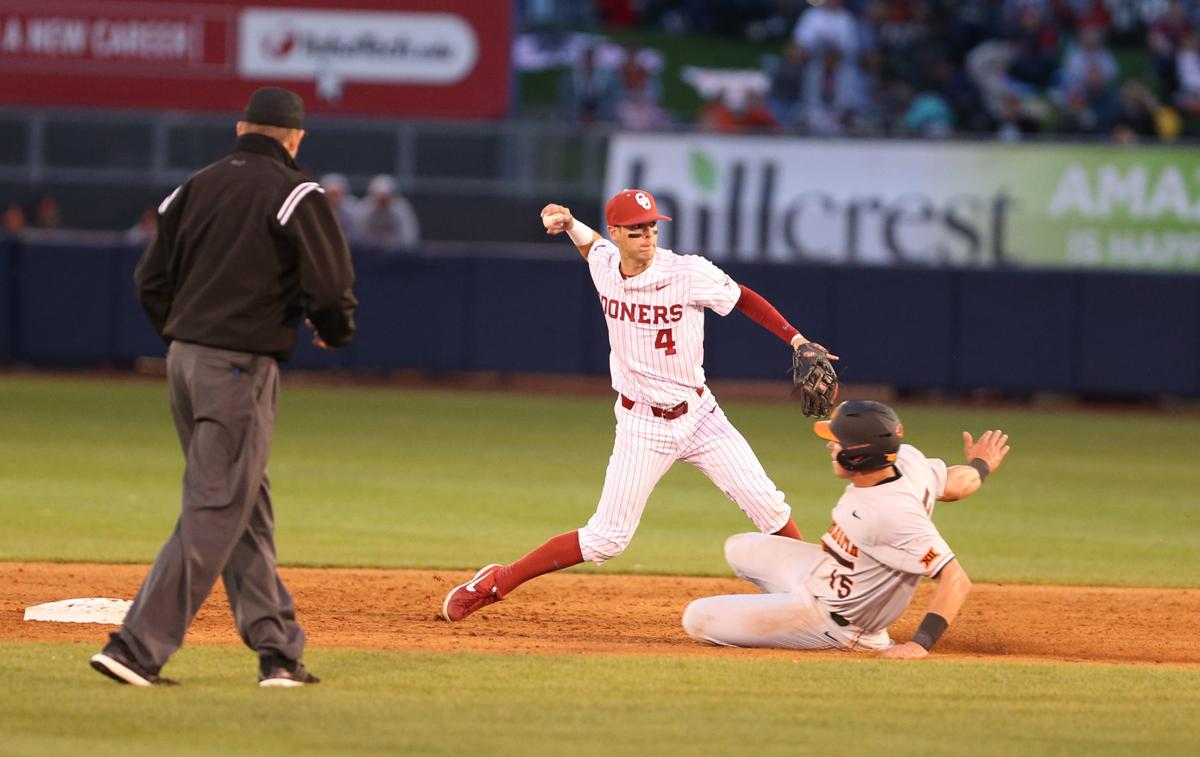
[620,387,703,421]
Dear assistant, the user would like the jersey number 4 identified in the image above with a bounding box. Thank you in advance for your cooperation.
[655,328,677,356]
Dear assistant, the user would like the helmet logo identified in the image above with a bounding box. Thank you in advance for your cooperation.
[634,192,652,210]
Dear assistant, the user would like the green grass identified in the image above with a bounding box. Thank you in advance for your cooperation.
[0,375,1197,586]
[2,643,1197,756]
[2,378,1197,755]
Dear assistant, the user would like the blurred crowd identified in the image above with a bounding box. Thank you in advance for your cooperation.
[549,0,1200,142]
[4,176,421,249]
[315,174,421,252]
[142,173,421,250]
[2,195,61,238]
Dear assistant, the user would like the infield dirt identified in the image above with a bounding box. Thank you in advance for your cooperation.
[3,563,1197,667]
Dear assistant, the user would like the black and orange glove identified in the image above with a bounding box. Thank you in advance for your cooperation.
[790,343,839,418]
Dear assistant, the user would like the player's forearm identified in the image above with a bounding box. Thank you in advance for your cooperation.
[940,465,983,501]
[573,234,600,258]
[927,560,972,625]
[567,220,599,259]
[734,285,800,344]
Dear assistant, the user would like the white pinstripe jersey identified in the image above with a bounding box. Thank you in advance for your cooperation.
[587,239,741,407]
[806,444,954,632]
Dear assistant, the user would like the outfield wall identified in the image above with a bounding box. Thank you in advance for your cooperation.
[0,239,1196,397]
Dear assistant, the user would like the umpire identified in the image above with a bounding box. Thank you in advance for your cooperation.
[90,87,357,688]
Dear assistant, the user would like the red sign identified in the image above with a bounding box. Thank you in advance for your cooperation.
[0,0,511,118]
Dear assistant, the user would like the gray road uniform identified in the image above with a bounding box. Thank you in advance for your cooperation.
[682,444,955,650]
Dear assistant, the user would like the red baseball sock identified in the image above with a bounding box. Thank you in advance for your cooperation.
[773,518,804,541]
[493,531,584,597]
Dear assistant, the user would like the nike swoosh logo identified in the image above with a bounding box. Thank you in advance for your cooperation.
[852,511,861,519]
[655,283,670,290]
[823,631,839,643]
[465,570,495,593]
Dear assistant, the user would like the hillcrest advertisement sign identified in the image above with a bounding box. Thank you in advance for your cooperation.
[606,133,1200,272]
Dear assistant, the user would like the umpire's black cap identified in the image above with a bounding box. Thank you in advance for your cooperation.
[243,87,305,129]
[814,400,904,470]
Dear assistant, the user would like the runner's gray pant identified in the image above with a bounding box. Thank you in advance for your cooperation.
[118,341,305,670]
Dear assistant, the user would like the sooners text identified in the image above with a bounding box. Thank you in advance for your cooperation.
[599,296,683,325]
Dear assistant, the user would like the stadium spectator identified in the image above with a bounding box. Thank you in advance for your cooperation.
[1061,23,1119,105]
[929,58,993,132]
[1006,4,1060,92]
[353,175,421,251]
[995,89,1042,141]
[1111,81,1165,141]
[520,0,594,29]
[596,0,637,28]
[738,91,780,132]
[764,42,807,127]
[613,44,671,130]
[874,0,945,93]
[1148,0,1195,96]
[1174,32,1200,118]
[319,173,360,239]
[1058,84,1109,135]
[559,45,621,124]
[902,92,956,137]
[966,37,1019,120]
[856,0,885,60]
[1070,0,1112,31]
[801,46,871,135]
[125,207,157,245]
[698,91,778,134]
[946,0,1005,64]
[2,203,25,238]
[1038,20,1119,137]
[616,85,673,130]
[792,0,859,58]
[648,0,796,38]
[697,93,739,132]
[618,44,664,104]
[33,194,60,229]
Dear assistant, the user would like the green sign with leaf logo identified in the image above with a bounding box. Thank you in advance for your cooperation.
[607,134,1200,271]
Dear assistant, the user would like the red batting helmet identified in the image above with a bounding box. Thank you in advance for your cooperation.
[605,189,672,227]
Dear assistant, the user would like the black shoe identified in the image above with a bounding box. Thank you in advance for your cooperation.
[90,635,178,687]
[258,656,320,688]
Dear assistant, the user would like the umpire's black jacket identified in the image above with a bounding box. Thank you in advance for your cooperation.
[134,133,357,361]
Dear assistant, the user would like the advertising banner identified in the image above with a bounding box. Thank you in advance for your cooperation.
[0,0,510,118]
[0,2,232,75]
[606,133,1200,272]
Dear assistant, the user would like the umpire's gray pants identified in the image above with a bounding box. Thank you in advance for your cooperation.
[118,341,305,670]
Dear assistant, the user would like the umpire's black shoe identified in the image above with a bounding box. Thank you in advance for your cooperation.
[90,635,178,687]
[259,655,320,688]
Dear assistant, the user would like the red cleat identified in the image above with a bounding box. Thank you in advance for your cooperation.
[439,563,503,622]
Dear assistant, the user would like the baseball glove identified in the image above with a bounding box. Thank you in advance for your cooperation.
[790,343,839,418]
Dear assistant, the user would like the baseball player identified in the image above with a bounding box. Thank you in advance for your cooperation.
[681,400,1010,658]
[440,188,831,622]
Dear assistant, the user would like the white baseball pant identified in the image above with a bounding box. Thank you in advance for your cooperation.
[577,390,792,564]
[681,533,893,650]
